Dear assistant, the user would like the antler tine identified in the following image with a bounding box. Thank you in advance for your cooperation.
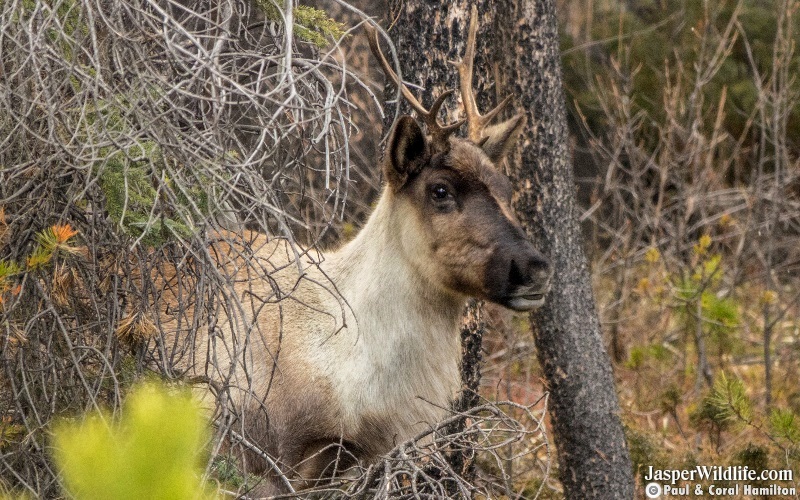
[453,5,513,142]
[365,25,428,117]
[365,24,463,143]
[427,90,466,137]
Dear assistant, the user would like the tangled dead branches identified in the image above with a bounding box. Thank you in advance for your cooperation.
[0,0,551,497]
[231,399,550,499]
[0,0,364,495]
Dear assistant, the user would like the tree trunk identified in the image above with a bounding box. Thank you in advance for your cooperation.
[445,299,485,483]
[385,0,633,497]
[383,0,502,488]
[495,1,634,497]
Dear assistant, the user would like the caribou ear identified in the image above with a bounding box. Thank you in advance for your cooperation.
[385,116,429,188]
[480,114,526,164]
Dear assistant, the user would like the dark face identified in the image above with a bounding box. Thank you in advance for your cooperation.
[391,134,551,312]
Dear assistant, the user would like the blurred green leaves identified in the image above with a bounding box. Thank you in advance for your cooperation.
[52,382,217,500]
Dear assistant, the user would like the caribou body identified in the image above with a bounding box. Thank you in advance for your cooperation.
[169,18,551,496]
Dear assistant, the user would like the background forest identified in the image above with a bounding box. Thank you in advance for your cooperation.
[557,0,800,496]
[1,0,799,498]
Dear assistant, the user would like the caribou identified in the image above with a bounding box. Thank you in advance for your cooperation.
[169,16,551,496]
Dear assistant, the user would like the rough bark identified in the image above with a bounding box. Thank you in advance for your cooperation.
[445,299,485,482]
[384,0,633,497]
[495,1,634,497]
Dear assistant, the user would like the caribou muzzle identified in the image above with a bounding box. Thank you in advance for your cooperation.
[488,241,551,312]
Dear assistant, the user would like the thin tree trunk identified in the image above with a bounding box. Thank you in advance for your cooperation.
[495,1,634,497]
[763,301,773,408]
[385,0,633,497]
[694,299,713,389]
[446,300,485,484]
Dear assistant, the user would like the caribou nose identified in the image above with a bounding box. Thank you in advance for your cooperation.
[503,251,551,312]
[508,251,551,289]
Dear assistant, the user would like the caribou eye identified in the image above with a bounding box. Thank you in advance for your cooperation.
[430,184,451,200]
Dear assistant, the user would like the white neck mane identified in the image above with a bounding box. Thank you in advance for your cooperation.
[329,189,465,330]
[316,189,466,439]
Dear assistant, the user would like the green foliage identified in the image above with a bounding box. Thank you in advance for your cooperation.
[8,225,78,273]
[769,408,800,443]
[0,417,24,452]
[10,0,90,64]
[253,1,345,48]
[52,382,217,500]
[734,443,769,472]
[210,456,245,489]
[0,260,21,282]
[701,289,739,347]
[1,224,81,308]
[24,245,52,270]
[694,372,753,428]
[700,292,738,330]
[97,144,200,247]
[209,455,261,491]
[82,91,218,248]
[674,246,741,356]
[293,5,346,47]
[625,342,670,369]
[27,224,81,269]
[49,0,88,52]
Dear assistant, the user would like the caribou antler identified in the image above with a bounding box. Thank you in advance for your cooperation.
[452,5,513,143]
[366,7,514,146]
[365,24,465,145]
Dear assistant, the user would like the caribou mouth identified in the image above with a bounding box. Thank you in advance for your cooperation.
[504,291,548,311]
